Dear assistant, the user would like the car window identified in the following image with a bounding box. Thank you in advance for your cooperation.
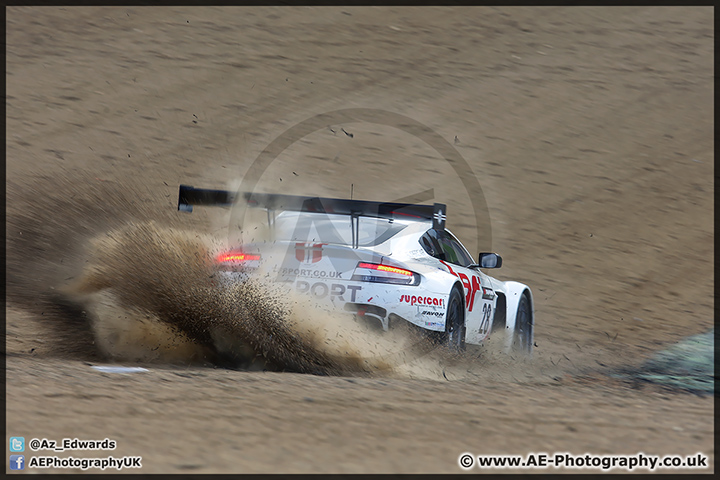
[419,229,474,267]
[274,212,406,246]
[442,231,475,267]
[419,230,440,257]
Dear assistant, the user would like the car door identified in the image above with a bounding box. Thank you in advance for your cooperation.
[427,230,496,344]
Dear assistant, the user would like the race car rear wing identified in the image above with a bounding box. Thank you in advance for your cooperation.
[178,184,447,231]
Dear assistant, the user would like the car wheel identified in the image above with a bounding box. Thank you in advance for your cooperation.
[445,287,466,351]
[512,292,533,354]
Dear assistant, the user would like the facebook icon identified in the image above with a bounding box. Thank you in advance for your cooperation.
[10,455,25,470]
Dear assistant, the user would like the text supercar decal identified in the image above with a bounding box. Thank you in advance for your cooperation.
[400,294,445,307]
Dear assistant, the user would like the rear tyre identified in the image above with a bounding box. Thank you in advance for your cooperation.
[445,287,466,351]
[512,292,533,354]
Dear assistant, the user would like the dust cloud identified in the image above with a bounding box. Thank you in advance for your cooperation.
[9,173,516,378]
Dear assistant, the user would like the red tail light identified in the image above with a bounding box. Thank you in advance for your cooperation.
[352,262,419,286]
[356,262,413,276]
[216,252,261,263]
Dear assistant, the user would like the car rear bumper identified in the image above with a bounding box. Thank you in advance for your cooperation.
[216,270,450,332]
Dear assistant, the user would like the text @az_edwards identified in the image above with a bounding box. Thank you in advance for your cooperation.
[28,438,116,452]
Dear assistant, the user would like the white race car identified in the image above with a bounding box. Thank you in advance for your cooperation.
[179,185,534,353]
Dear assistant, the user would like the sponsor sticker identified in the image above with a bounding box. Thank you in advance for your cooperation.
[438,260,482,312]
[296,281,361,302]
[295,243,325,264]
[280,267,343,279]
[400,294,445,307]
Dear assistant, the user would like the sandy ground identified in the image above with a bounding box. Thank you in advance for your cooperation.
[5,6,714,474]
